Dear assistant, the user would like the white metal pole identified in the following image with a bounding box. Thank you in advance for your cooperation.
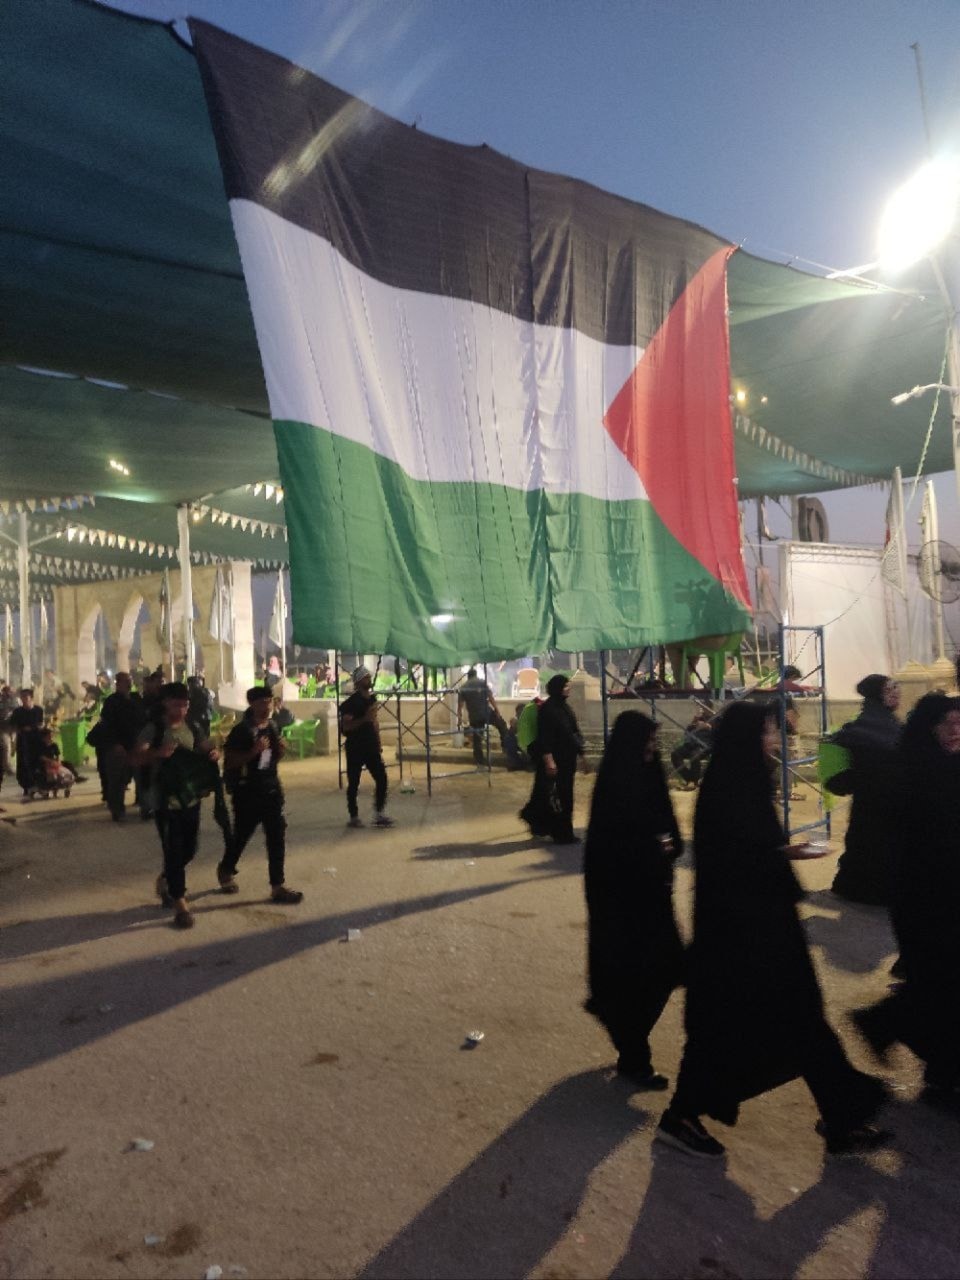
[947,319,960,516]
[925,478,947,661]
[278,570,287,683]
[177,504,195,679]
[17,512,31,687]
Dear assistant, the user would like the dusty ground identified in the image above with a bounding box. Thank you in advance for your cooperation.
[1,758,958,1280]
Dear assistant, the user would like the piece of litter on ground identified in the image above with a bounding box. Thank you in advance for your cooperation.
[98,1003,115,1013]
[204,1267,223,1280]
[322,867,337,876]
[129,1138,155,1152]
[345,928,361,942]
[788,1186,800,1194]
[464,1030,485,1045]
[143,1234,164,1247]
[464,860,476,867]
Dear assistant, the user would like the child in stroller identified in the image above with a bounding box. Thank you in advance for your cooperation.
[32,728,77,799]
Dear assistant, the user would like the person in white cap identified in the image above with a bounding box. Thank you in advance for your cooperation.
[339,665,394,828]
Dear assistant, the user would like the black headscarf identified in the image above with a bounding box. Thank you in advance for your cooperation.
[697,701,773,817]
[546,673,570,698]
[899,692,953,768]
[584,711,682,917]
[590,710,658,807]
[587,711,678,844]
[694,700,791,899]
[855,674,889,704]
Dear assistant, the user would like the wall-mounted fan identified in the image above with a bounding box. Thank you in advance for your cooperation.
[918,540,960,604]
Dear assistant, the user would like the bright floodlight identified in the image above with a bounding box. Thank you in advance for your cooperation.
[878,156,960,272]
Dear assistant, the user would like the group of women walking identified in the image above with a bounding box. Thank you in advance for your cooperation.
[582,680,960,1159]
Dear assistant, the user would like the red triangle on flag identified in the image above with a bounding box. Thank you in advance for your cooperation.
[603,245,751,609]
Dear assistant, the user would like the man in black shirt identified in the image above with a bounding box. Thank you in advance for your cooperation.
[217,686,303,904]
[97,671,146,821]
[340,665,394,828]
[457,667,508,766]
[10,688,43,797]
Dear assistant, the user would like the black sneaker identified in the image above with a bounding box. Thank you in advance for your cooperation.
[822,1123,893,1156]
[616,1059,670,1091]
[655,1110,725,1158]
[216,862,240,894]
[271,885,304,905]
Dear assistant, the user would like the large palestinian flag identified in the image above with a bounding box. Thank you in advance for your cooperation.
[191,21,751,664]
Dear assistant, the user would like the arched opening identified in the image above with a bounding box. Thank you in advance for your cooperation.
[117,594,150,674]
[170,597,203,680]
[77,603,114,686]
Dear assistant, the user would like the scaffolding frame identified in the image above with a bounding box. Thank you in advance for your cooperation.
[334,654,494,797]
[776,623,831,843]
[596,628,832,842]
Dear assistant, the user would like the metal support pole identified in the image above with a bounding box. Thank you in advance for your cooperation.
[335,652,343,789]
[176,504,195,678]
[424,677,432,796]
[17,512,31,686]
[924,478,947,662]
[395,689,404,785]
[599,649,610,746]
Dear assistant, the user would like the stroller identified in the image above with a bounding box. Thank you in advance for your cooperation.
[30,741,77,799]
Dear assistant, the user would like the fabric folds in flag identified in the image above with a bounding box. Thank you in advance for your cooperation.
[191,20,751,662]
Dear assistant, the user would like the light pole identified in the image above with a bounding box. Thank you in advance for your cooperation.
[879,156,960,506]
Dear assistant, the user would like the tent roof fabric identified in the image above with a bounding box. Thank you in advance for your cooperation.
[0,0,953,596]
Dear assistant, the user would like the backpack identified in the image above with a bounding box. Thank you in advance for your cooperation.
[517,700,541,753]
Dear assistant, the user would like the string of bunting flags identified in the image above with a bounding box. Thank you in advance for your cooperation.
[0,494,95,516]
[194,503,287,539]
[733,413,874,489]
[245,482,285,504]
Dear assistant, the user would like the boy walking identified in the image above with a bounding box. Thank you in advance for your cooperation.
[217,686,303,904]
[340,665,393,828]
[132,682,220,930]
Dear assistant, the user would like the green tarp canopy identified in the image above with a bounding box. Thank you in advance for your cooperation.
[0,0,952,590]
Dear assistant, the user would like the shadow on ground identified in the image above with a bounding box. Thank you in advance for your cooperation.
[359,1069,960,1280]
[802,890,898,976]
[359,1068,648,1280]
[1,878,539,1078]
[412,837,584,877]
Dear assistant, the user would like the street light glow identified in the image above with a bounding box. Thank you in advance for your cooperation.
[877,156,960,272]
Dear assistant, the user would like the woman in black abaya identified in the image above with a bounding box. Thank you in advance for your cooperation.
[657,701,888,1158]
[829,674,902,905]
[583,712,684,1089]
[852,694,960,1108]
[520,674,585,843]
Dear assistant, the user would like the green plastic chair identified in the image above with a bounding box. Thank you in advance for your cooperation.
[678,634,745,690]
[281,719,318,758]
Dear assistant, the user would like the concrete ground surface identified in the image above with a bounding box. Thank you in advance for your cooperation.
[1,758,959,1280]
